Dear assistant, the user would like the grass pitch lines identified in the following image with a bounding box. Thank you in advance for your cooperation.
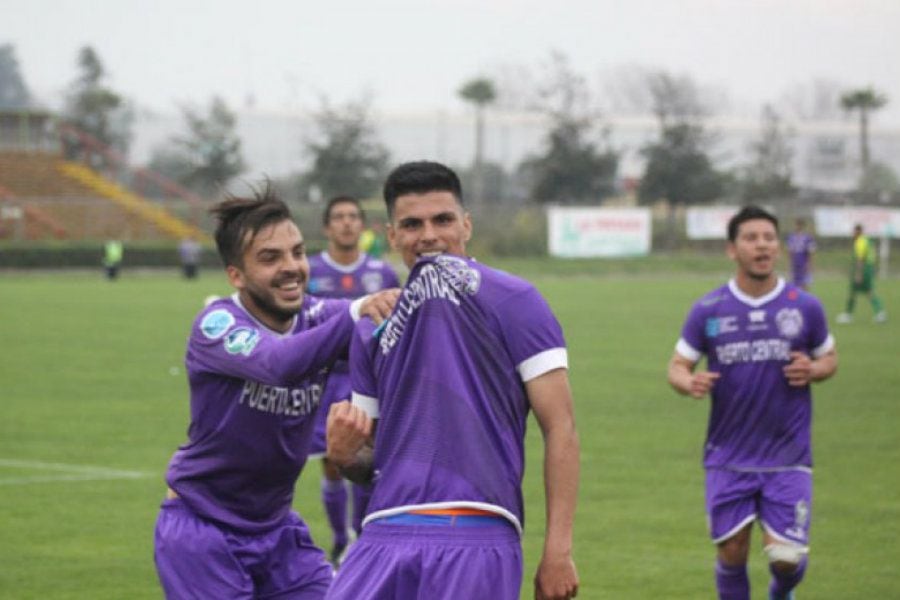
[0,458,150,486]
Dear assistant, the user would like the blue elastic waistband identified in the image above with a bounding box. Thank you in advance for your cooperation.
[372,513,509,528]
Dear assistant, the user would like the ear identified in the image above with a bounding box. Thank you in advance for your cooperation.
[226,264,245,290]
[462,212,473,242]
[726,242,737,261]
[387,222,398,251]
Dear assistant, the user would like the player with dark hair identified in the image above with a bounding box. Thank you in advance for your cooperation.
[668,205,838,600]
[153,185,398,599]
[836,223,886,323]
[307,195,400,564]
[786,218,816,290]
[325,161,580,599]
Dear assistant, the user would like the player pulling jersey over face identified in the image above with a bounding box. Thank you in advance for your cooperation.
[325,161,579,600]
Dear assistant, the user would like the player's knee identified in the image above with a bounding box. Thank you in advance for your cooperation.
[764,542,808,572]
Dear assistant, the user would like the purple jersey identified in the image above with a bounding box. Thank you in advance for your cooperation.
[675,278,834,470]
[307,252,399,454]
[164,293,354,533]
[349,255,568,534]
[786,232,816,280]
[307,252,400,299]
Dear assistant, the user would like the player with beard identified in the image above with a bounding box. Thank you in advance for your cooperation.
[153,186,398,599]
[667,206,838,600]
[306,196,400,564]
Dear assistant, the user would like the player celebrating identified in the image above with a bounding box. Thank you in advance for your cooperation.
[153,188,397,599]
[307,195,400,564]
[786,218,816,289]
[668,206,837,600]
[325,161,580,600]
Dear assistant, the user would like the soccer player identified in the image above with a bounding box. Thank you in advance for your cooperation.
[836,223,886,323]
[307,195,400,564]
[667,206,838,600]
[325,161,580,600]
[786,218,816,289]
[153,187,398,599]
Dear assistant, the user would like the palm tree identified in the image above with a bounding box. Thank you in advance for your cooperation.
[458,77,496,204]
[840,87,888,172]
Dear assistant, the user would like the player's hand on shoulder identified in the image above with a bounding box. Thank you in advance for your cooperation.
[690,371,720,398]
[783,351,812,386]
[326,401,372,467]
[534,552,579,600]
[359,288,400,324]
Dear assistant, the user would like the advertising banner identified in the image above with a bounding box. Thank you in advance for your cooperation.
[547,207,651,257]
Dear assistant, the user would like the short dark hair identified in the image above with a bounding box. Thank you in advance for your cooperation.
[323,195,365,226]
[727,205,779,242]
[211,183,293,267]
[383,161,463,217]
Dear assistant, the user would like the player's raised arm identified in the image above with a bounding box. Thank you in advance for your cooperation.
[528,368,580,600]
[668,352,720,399]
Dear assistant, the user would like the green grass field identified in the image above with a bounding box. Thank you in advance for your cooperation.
[1,263,898,599]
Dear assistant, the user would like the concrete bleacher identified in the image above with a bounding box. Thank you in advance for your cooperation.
[0,151,205,241]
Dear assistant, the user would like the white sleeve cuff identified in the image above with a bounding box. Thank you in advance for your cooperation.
[811,333,835,358]
[517,348,568,382]
[351,391,380,419]
[349,297,366,322]
[675,338,702,362]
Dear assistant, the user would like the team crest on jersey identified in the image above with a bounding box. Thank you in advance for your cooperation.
[775,308,803,338]
[223,327,260,356]
[361,272,384,293]
[200,309,235,339]
[435,255,480,295]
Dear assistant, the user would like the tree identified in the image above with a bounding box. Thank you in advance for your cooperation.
[0,44,30,109]
[740,105,794,202]
[299,96,390,201]
[63,46,133,160]
[458,77,496,204]
[638,70,722,205]
[840,87,888,173]
[519,52,618,204]
[149,96,246,197]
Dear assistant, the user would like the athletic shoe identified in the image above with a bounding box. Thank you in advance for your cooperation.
[330,539,348,568]
[874,311,888,323]
[769,592,794,600]
[836,313,852,324]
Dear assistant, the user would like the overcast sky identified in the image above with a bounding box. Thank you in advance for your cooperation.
[4,0,900,125]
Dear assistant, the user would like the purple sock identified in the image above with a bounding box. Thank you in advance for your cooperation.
[321,478,348,545]
[769,557,807,599]
[351,483,372,536]
[715,560,750,600]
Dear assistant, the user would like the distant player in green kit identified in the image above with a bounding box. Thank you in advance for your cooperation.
[836,224,886,323]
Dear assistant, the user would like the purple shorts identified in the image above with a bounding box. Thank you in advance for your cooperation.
[326,521,522,599]
[310,372,351,456]
[154,498,333,599]
[706,468,812,545]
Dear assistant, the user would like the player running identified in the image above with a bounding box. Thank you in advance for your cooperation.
[668,205,838,600]
[306,195,400,565]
